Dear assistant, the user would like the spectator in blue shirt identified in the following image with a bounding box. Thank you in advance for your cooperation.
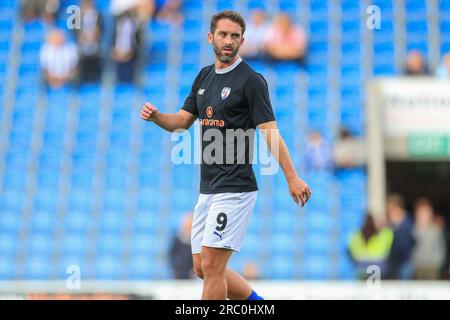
[385,194,415,280]
[304,131,332,172]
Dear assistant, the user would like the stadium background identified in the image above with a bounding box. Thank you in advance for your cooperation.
[0,0,449,299]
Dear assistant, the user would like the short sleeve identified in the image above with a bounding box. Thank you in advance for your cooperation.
[244,73,276,126]
[181,70,202,117]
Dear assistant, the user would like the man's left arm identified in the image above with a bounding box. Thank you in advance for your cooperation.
[258,120,312,206]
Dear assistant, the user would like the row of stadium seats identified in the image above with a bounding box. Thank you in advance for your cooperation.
[1,0,449,280]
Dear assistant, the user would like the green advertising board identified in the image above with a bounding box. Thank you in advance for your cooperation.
[407,134,450,157]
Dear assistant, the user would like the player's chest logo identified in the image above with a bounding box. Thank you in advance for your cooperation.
[221,87,231,100]
[206,106,213,118]
[198,88,205,95]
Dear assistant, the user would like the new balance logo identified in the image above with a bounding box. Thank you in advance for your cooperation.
[213,231,223,240]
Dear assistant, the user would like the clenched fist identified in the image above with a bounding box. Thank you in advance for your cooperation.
[140,102,159,121]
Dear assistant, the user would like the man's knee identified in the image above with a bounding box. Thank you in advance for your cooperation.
[201,254,226,278]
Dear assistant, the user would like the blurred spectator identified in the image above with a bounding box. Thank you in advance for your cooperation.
[412,198,446,280]
[242,261,260,280]
[169,213,195,279]
[111,10,142,83]
[333,128,366,169]
[136,0,157,23]
[111,0,155,23]
[40,29,78,88]
[435,213,450,279]
[21,0,44,21]
[348,214,393,280]
[404,50,430,76]
[265,13,307,63]
[154,0,183,24]
[385,194,415,280]
[304,131,332,172]
[240,9,270,61]
[21,0,59,23]
[74,0,102,83]
[435,53,450,79]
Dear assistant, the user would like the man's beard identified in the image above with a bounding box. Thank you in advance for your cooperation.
[213,41,239,63]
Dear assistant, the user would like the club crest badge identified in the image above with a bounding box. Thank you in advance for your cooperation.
[221,87,231,100]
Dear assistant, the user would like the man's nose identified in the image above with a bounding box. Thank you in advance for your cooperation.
[224,35,233,45]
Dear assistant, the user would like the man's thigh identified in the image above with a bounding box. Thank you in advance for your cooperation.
[202,192,257,252]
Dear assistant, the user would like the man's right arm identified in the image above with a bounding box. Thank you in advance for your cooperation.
[140,102,196,132]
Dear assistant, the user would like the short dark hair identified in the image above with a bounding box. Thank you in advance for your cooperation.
[210,10,246,35]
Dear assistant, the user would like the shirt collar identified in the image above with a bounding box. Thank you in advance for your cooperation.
[215,57,242,74]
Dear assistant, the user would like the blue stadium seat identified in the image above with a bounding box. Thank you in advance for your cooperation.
[269,255,294,279]
[2,168,27,192]
[96,232,125,254]
[305,233,334,255]
[306,212,334,233]
[406,0,427,12]
[270,233,295,255]
[304,255,333,280]
[341,20,359,37]
[148,20,171,42]
[5,149,29,170]
[374,63,395,75]
[71,166,94,187]
[309,21,328,40]
[248,0,266,10]
[24,254,52,279]
[0,255,15,279]
[61,232,90,255]
[30,210,55,233]
[102,190,126,212]
[216,0,237,11]
[0,39,10,54]
[64,211,93,233]
[99,210,125,232]
[342,1,360,18]
[133,209,158,233]
[1,189,23,213]
[0,19,13,32]
[310,0,328,16]
[270,213,296,234]
[131,233,161,254]
[279,0,297,12]
[0,211,22,232]
[27,232,54,255]
[94,255,122,279]
[242,232,263,255]
[374,41,394,60]
[339,258,357,279]
[129,254,158,279]
[0,232,18,256]
[104,168,127,189]
[33,189,59,212]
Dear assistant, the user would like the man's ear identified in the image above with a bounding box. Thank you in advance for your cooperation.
[241,36,245,46]
[207,32,213,44]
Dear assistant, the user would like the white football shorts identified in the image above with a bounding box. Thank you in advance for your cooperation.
[191,192,257,254]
